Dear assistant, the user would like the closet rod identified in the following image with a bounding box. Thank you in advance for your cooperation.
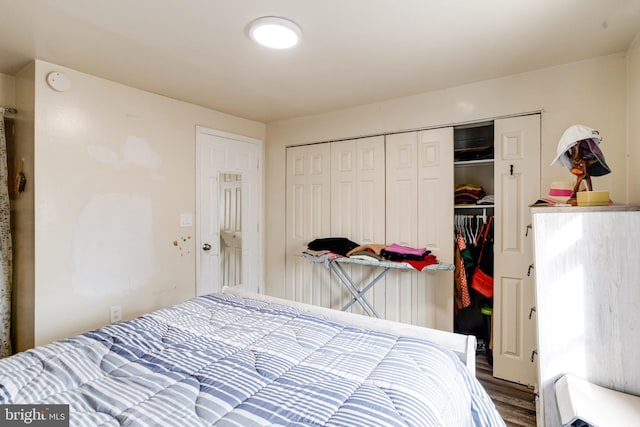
[1,107,17,114]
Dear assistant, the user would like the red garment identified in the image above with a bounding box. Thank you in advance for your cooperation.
[403,255,439,271]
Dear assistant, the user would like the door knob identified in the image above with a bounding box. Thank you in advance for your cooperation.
[202,243,212,251]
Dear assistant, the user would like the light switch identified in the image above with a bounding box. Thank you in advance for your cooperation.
[179,213,193,227]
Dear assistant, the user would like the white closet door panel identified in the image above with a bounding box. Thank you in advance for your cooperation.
[330,139,357,312]
[418,127,454,331]
[500,172,524,252]
[309,255,331,308]
[310,182,329,236]
[386,132,418,245]
[498,276,524,355]
[306,144,331,240]
[358,180,378,242]
[309,148,328,176]
[418,128,453,254]
[416,136,440,328]
[493,114,541,386]
[396,279,415,324]
[332,140,356,237]
[385,133,419,325]
[285,144,331,306]
[290,184,305,241]
[419,179,440,245]
[287,256,331,307]
[357,137,385,245]
[393,180,418,243]
[332,181,355,236]
[356,136,385,317]
[291,151,305,175]
[285,148,306,302]
[330,137,386,314]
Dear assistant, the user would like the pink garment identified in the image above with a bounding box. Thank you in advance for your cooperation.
[384,243,428,256]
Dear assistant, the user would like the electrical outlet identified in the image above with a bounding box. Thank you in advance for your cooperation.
[110,305,122,323]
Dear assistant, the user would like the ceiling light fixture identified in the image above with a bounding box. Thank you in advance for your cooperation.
[249,16,302,49]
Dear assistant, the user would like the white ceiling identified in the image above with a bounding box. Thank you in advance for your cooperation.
[0,0,639,123]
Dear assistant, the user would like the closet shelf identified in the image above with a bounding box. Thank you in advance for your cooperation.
[454,159,494,167]
[454,204,494,209]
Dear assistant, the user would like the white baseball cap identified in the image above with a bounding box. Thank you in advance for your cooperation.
[551,124,602,170]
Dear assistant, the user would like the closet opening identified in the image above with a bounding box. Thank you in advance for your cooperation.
[453,121,495,367]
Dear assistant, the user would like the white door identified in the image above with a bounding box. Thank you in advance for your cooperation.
[196,127,261,296]
[492,114,540,386]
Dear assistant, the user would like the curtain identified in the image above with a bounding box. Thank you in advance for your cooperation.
[0,109,12,357]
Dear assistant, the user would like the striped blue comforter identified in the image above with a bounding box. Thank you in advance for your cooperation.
[0,293,505,426]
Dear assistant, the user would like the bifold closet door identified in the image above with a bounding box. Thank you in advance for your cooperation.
[285,144,331,305]
[285,138,386,312]
[492,114,541,386]
[417,128,454,331]
[330,136,386,314]
[385,128,454,330]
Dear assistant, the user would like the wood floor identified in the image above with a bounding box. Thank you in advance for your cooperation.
[476,353,537,426]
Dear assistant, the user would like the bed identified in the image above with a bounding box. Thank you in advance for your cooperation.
[0,288,505,426]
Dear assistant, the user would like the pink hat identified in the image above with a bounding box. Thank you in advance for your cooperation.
[548,181,573,199]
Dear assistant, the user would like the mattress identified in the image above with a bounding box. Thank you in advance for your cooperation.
[0,293,505,426]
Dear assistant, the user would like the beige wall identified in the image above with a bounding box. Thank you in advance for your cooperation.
[628,33,640,204]
[30,60,264,346]
[0,74,15,105]
[264,53,629,298]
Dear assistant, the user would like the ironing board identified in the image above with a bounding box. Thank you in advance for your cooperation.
[326,256,454,318]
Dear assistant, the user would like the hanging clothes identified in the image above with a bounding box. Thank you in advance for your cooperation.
[471,215,494,298]
[454,230,473,310]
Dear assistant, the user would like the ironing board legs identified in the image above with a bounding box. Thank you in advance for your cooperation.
[329,261,385,317]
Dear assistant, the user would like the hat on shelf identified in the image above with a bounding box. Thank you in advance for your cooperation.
[548,181,574,202]
[551,124,611,176]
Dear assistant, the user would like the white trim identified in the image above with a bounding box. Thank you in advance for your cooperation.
[196,126,262,145]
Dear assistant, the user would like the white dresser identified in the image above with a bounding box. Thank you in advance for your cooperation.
[531,205,640,426]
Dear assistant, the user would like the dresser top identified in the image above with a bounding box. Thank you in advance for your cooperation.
[531,204,640,214]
